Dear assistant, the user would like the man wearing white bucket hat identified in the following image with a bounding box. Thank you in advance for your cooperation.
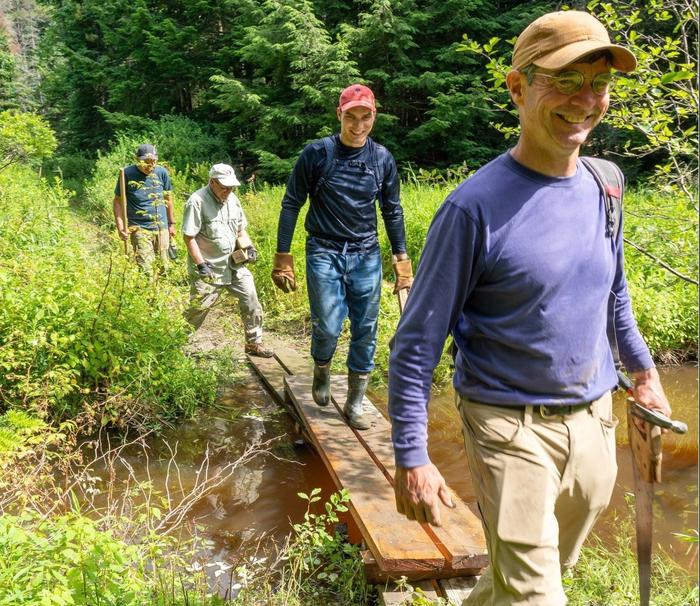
[182,163,273,357]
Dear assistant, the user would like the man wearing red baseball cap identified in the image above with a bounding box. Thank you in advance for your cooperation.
[272,84,413,430]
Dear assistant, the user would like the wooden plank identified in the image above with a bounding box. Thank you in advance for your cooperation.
[364,550,452,584]
[438,576,480,604]
[246,354,288,404]
[247,353,312,444]
[285,374,445,577]
[330,378,488,576]
[379,580,438,605]
[272,347,313,376]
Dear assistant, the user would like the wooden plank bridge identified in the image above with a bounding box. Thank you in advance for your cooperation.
[248,347,488,604]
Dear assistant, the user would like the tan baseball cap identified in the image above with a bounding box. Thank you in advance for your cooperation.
[512,11,636,73]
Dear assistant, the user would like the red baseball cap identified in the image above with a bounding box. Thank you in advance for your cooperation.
[338,84,376,112]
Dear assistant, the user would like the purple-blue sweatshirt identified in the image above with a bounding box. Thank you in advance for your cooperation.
[388,152,653,469]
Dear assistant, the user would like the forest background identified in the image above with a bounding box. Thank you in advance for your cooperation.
[0,0,698,604]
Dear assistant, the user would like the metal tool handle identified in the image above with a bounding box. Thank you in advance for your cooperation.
[617,370,688,434]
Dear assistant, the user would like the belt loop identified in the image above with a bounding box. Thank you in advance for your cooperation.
[523,405,533,427]
[341,241,348,255]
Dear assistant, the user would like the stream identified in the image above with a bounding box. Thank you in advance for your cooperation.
[112,364,698,573]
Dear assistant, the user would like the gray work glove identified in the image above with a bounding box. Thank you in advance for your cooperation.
[196,261,215,280]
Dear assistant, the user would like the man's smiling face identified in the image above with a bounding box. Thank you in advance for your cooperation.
[515,57,611,160]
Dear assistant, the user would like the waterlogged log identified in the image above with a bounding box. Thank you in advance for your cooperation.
[285,374,445,578]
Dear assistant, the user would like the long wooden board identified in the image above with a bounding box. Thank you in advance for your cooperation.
[249,346,486,583]
[329,376,487,576]
[285,374,445,576]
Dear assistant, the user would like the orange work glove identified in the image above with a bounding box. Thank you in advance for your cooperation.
[272,252,297,293]
[392,256,413,294]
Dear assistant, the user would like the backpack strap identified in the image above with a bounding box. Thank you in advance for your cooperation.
[312,136,385,199]
[312,136,338,197]
[368,138,385,202]
[580,156,624,239]
[581,156,626,370]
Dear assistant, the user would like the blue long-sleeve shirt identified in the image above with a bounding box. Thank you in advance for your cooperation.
[277,135,406,254]
[388,152,653,468]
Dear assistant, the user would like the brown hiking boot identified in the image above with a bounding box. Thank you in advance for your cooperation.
[245,341,274,358]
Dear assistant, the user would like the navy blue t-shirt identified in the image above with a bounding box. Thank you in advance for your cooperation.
[277,135,406,254]
[115,165,172,231]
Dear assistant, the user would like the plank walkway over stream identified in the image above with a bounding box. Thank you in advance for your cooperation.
[247,346,488,604]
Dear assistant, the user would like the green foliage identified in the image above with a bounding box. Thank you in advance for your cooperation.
[0,512,150,605]
[38,0,550,178]
[565,512,699,605]
[0,164,216,424]
[284,488,367,603]
[585,0,698,202]
[0,30,18,110]
[0,410,47,455]
[209,0,360,180]
[0,110,57,172]
[622,187,698,359]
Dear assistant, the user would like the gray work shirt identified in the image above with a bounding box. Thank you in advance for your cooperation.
[182,185,248,284]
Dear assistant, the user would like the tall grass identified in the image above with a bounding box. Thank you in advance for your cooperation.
[0,164,216,425]
[240,181,698,384]
[565,512,698,606]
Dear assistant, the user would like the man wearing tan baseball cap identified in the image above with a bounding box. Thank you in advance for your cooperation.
[389,11,670,605]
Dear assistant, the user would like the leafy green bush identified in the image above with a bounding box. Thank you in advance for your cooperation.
[0,512,150,605]
[0,110,57,172]
[0,164,216,424]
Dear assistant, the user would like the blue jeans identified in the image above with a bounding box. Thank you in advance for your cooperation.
[306,247,382,373]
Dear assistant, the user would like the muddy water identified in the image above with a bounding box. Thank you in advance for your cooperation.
[131,365,697,570]
[371,365,698,571]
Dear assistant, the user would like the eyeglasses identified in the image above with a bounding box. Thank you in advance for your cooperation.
[534,71,615,96]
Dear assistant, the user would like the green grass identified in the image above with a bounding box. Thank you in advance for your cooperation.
[240,181,698,385]
[565,524,699,605]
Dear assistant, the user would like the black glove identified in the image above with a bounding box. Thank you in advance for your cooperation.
[245,245,258,263]
[196,261,215,280]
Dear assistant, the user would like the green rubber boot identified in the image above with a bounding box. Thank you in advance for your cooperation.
[343,371,370,430]
[312,362,331,407]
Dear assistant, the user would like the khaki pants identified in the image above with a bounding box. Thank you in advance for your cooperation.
[459,393,618,606]
[184,267,263,344]
[130,227,169,274]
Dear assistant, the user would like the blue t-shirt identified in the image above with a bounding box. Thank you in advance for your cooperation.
[115,165,172,231]
[388,152,654,468]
